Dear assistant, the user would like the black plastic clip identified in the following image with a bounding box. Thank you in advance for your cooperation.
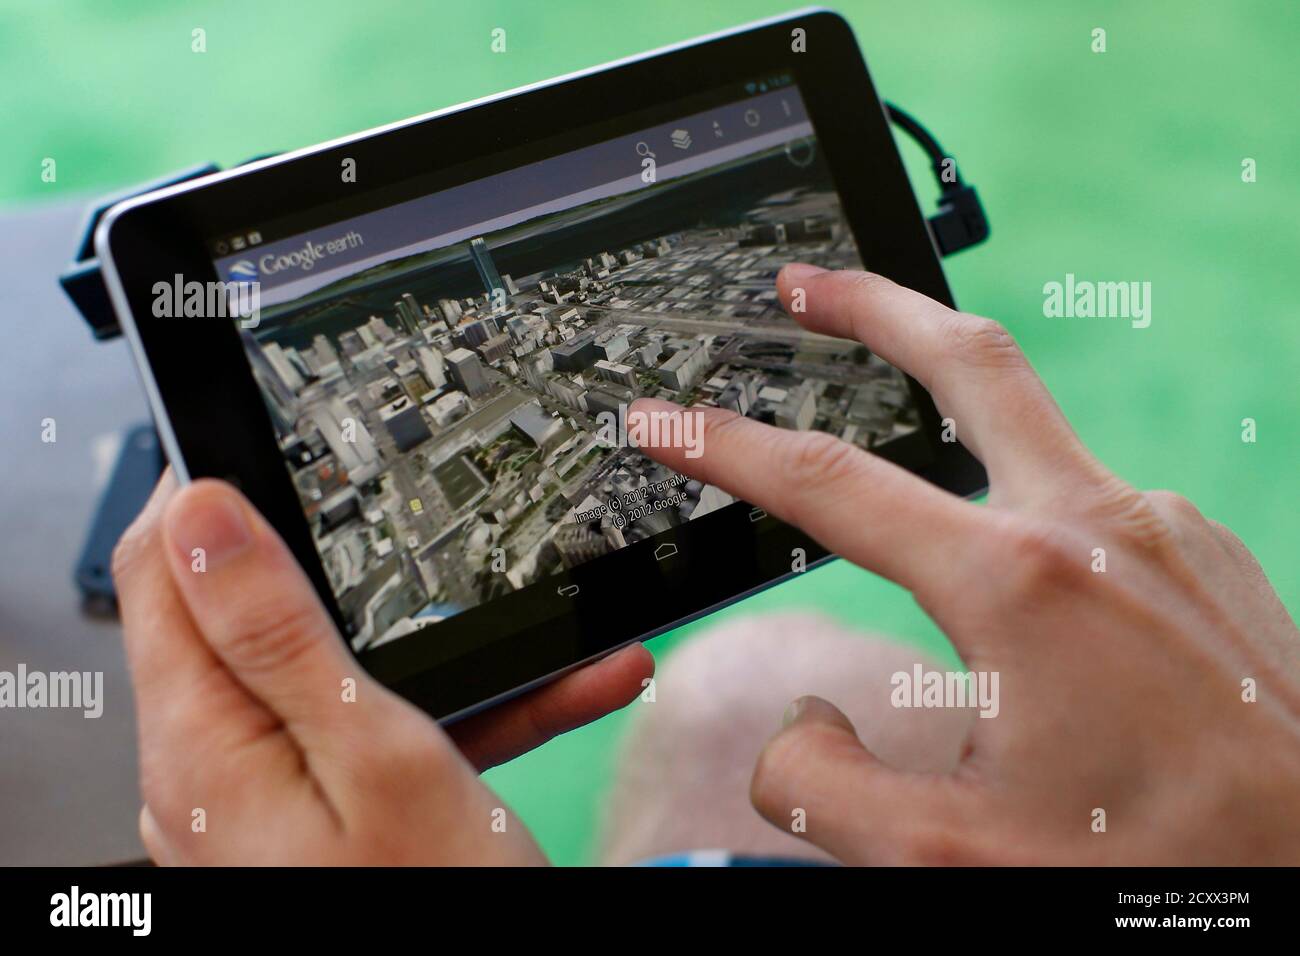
[59,163,220,340]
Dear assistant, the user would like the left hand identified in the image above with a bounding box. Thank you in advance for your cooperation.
[121,471,653,772]
[113,472,653,863]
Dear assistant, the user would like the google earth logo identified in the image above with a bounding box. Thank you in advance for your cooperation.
[228,260,258,281]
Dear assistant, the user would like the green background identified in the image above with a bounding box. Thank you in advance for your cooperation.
[6,1,1296,864]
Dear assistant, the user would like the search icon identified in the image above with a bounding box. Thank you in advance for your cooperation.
[635,141,656,159]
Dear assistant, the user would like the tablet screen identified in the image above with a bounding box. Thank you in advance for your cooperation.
[210,80,926,652]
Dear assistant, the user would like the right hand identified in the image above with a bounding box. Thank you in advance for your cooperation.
[631,264,1300,865]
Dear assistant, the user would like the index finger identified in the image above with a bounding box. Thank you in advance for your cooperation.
[777,265,1097,497]
[448,643,654,771]
[628,399,984,600]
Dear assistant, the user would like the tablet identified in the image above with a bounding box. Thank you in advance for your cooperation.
[98,8,986,721]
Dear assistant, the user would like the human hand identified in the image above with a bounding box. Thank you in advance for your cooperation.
[631,264,1300,865]
[113,473,652,864]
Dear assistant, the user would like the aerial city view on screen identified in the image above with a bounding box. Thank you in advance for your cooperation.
[239,138,920,651]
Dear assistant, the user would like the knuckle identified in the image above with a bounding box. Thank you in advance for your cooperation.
[217,598,321,675]
[136,762,192,835]
[750,720,850,816]
[371,721,460,795]
[1085,480,1172,547]
[780,433,863,524]
[110,522,153,584]
[904,823,972,866]
[390,726,452,772]
[784,431,860,490]
[137,808,165,859]
[748,728,806,815]
[943,314,1022,368]
[838,269,895,298]
[997,521,1086,599]
[1144,489,1205,527]
[136,769,171,821]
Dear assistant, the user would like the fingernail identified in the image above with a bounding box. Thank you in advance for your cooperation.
[781,263,826,281]
[781,695,847,732]
[168,489,253,570]
[781,697,807,729]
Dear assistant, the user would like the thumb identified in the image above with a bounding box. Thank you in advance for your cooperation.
[161,479,398,761]
[750,695,971,865]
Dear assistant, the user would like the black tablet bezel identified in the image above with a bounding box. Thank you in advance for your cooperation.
[99,8,987,721]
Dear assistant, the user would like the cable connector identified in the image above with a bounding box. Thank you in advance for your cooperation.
[885,102,990,257]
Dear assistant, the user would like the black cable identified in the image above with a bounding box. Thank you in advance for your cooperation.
[883,101,988,257]
[885,101,963,190]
